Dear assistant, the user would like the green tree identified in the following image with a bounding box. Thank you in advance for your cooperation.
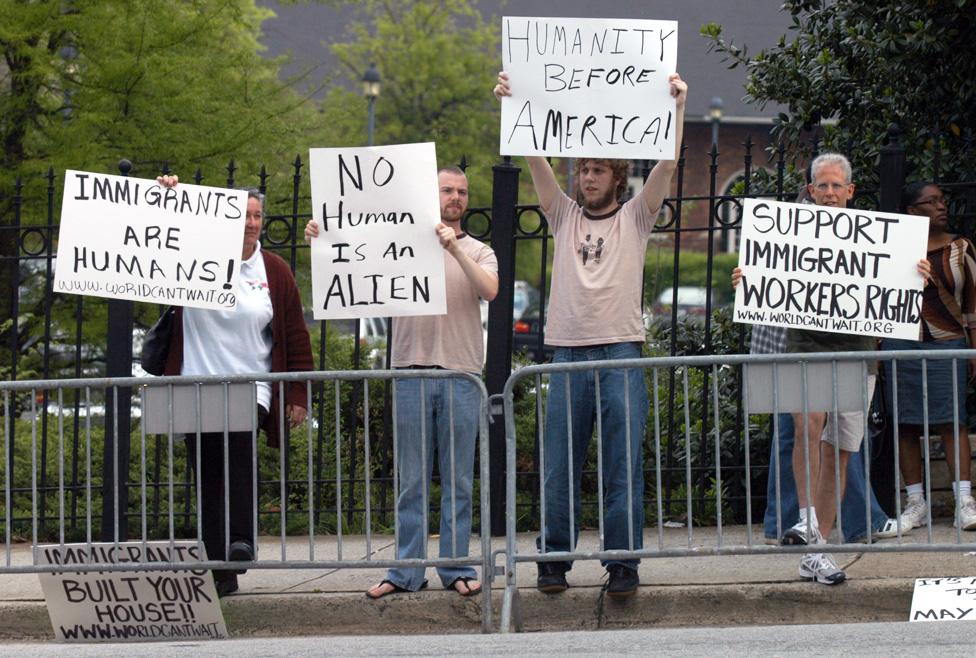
[320,0,501,203]
[701,0,976,184]
[0,0,324,177]
[1,0,325,375]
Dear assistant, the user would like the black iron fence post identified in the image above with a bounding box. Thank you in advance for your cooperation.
[4,177,23,528]
[486,156,519,536]
[874,123,907,516]
[100,159,134,541]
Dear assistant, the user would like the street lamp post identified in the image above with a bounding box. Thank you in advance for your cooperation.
[709,96,724,146]
[344,63,383,526]
[362,63,381,146]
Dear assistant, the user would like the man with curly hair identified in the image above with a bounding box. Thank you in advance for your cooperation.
[494,71,687,597]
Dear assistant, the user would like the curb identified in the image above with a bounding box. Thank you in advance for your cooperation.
[0,578,913,640]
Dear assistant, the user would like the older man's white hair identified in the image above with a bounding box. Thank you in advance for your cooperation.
[810,153,852,184]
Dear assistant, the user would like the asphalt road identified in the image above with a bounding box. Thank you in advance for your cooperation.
[1,621,974,656]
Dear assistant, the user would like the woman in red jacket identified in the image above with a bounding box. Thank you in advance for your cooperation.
[159,176,313,597]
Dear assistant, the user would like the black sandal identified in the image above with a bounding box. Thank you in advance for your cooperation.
[366,578,428,599]
[448,576,482,597]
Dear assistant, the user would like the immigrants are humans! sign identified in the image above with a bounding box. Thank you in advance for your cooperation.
[733,198,928,340]
[54,171,247,310]
[499,16,678,159]
[308,142,446,320]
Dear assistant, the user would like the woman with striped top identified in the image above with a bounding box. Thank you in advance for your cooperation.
[881,181,976,531]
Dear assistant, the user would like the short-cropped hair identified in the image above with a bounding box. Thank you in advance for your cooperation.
[810,153,852,185]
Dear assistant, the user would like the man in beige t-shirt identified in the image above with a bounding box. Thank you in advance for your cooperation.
[494,73,688,597]
[306,167,498,599]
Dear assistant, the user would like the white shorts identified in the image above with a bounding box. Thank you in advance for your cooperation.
[822,375,877,452]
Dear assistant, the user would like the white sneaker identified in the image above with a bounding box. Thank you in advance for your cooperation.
[899,495,928,530]
[799,553,846,585]
[782,519,822,546]
[870,517,906,540]
[954,495,976,531]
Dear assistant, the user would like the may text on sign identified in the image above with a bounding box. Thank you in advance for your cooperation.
[54,171,246,310]
[500,16,678,159]
[910,577,976,622]
[733,198,928,340]
[308,142,446,320]
[34,541,227,642]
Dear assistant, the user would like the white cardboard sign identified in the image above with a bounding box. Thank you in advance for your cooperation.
[34,541,228,642]
[308,143,446,319]
[499,16,678,159]
[910,577,976,622]
[733,198,928,340]
[54,170,247,310]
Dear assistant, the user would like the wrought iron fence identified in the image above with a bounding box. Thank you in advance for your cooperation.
[3,129,976,539]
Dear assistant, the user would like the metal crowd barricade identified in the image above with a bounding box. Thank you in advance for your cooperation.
[1,369,494,632]
[499,349,976,633]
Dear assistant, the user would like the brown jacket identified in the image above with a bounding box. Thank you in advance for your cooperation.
[164,248,313,447]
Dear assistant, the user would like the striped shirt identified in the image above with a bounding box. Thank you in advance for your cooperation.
[922,236,976,341]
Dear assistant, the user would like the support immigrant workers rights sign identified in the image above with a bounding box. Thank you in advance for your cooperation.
[733,198,928,340]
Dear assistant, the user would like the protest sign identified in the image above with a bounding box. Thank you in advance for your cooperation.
[910,577,976,622]
[499,16,678,159]
[733,198,928,340]
[53,170,246,310]
[308,142,447,320]
[34,541,227,642]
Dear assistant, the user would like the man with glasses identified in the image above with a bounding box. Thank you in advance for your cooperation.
[775,154,927,584]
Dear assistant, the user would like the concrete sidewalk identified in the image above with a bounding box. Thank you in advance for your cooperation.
[1,525,975,639]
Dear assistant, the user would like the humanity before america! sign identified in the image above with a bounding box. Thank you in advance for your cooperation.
[499,16,678,159]
[733,198,928,340]
[54,171,247,310]
[35,541,227,642]
[308,142,447,320]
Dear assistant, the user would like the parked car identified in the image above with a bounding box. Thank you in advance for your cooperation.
[513,303,554,362]
[650,286,726,320]
[357,316,389,368]
[512,281,540,325]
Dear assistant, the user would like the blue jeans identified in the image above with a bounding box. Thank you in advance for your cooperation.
[763,413,889,542]
[386,376,480,590]
[538,343,648,570]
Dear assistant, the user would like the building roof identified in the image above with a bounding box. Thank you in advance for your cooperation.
[258,0,793,122]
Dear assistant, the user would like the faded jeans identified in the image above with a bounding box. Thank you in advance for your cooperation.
[385,376,480,590]
[764,413,890,542]
[537,343,648,571]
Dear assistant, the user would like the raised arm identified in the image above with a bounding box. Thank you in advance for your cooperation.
[493,71,562,211]
[638,73,687,215]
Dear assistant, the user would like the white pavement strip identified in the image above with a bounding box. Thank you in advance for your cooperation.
[1,623,975,657]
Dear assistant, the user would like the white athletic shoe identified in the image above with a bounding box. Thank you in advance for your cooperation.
[870,517,905,540]
[899,495,928,530]
[799,552,846,585]
[782,519,822,546]
[954,495,976,531]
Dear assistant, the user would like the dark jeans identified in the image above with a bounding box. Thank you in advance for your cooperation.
[185,407,267,575]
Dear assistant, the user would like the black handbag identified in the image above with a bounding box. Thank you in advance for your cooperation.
[140,306,176,376]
